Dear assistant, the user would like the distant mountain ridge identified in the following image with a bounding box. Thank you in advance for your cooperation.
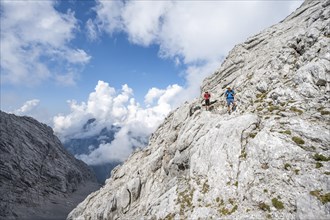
[0,111,99,220]
[63,118,119,156]
[63,118,121,184]
[68,1,330,219]
[62,117,150,184]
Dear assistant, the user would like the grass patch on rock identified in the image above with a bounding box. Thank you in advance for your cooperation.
[316,162,323,168]
[256,92,268,100]
[249,132,257,138]
[240,150,247,159]
[310,190,330,204]
[292,136,305,145]
[279,130,291,135]
[290,106,303,115]
[220,205,238,216]
[268,105,280,112]
[178,189,193,208]
[176,179,195,217]
[163,213,175,220]
[320,110,330,115]
[216,198,238,216]
[284,163,291,170]
[271,198,284,210]
[202,180,210,194]
[258,202,270,212]
[313,153,330,161]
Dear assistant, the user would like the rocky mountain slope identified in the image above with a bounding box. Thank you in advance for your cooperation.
[68,0,330,219]
[0,111,99,220]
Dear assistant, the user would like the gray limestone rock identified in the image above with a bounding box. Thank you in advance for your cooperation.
[68,1,330,219]
[0,111,99,220]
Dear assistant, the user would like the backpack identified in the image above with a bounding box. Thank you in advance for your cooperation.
[226,90,235,99]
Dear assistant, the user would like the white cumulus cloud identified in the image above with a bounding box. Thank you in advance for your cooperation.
[144,87,166,106]
[53,80,182,164]
[13,99,52,124]
[0,1,91,86]
[93,0,303,63]
[15,99,40,114]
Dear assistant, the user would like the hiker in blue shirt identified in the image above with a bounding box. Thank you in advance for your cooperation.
[225,87,236,114]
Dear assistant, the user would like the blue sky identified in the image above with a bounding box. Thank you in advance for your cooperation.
[1,0,303,164]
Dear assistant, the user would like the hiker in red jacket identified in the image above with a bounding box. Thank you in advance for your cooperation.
[203,91,211,111]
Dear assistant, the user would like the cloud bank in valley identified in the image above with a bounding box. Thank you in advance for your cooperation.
[53,80,182,165]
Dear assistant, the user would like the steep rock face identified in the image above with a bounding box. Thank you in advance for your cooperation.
[68,1,329,219]
[0,111,99,220]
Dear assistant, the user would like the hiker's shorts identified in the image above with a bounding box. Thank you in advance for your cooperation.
[205,99,210,106]
[227,99,234,106]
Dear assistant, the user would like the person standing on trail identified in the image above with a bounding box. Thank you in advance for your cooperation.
[203,91,211,111]
[225,87,236,114]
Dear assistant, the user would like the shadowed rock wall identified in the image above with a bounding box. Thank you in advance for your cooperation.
[0,111,99,220]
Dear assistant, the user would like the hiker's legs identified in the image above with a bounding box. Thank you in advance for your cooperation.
[226,99,231,113]
[205,99,210,111]
[227,99,234,113]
